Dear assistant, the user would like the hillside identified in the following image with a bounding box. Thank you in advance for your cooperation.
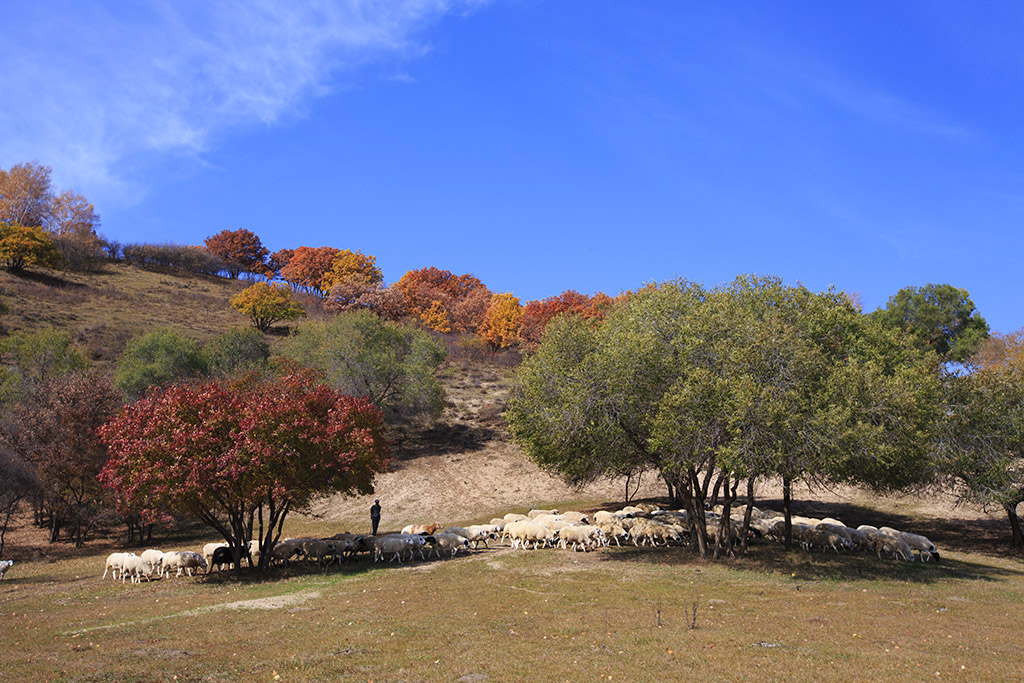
[0,262,258,366]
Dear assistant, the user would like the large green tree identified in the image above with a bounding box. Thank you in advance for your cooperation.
[508,277,940,557]
[872,283,988,363]
[936,356,1024,550]
[285,310,446,424]
[0,327,88,404]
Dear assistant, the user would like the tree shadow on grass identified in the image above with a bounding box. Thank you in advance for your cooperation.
[597,540,1022,585]
[7,268,87,289]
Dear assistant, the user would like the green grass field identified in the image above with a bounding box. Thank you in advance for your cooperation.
[3,504,1023,682]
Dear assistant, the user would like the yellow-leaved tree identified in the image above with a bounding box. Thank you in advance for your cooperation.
[0,223,61,272]
[478,293,523,349]
[322,249,384,291]
[420,300,452,333]
[230,282,306,332]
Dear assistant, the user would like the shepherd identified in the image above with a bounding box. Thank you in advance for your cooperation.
[370,499,381,536]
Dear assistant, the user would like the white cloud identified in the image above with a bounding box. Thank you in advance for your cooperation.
[0,0,482,201]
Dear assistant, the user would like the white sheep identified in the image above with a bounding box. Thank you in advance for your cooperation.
[527,509,560,519]
[558,525,605,552]
[505,520,556,550]
[162,551,207,577]
[0,559,13,579]
[873,534,915,562]
[373,535,413,563]
[897,532,940,562]
[102,552,134,580]
[140,549,166,578]
[560,511,590,525]
[596,521,628,546]
[121,554,153,584]
[430,533,470,559]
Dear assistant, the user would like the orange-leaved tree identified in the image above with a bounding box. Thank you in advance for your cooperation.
[204,228,269,279]
[230,282,306,332]
[520,290,615,347]
[394,266,491,332]
[0,223,61,272]
[479,292,524,349]
[280,246,340,297]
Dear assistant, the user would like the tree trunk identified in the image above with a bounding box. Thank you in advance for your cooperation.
[48,515,62,544]
[1005,502,1023,552]
[715,472,735,559]
[710,473,724,509]
[740,477,755,554]
[782,475,793,551]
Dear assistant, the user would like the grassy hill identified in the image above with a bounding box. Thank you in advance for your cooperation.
[0,262,262,366]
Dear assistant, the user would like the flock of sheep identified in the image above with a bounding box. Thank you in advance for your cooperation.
[97,501,939,582]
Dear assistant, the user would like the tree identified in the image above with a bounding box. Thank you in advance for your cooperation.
[280,246,340,297]
[479,293,524,349]
[204,328,271,377]
[0,161,53,228]
[99,371,390,571]
[971,328,1024,371]
[327,282,410,320]
[321,249,384,291]
[285,310,446,424]
[46,190,100,237]
[0,447,38,558]
[521,290,615,347]
[0,371,120,546]
[114,329,209,399]
[873,283,989,363]
[420,300,452,333]
[265,248,294,281]
[0,327,89,404]
[937,352,1024,550]
[0,223,61,272]
[230,282,306,333]
[204,228,269,279]
[393,266,491,332]
[508,277,940,558]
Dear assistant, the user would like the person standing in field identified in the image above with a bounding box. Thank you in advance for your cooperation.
[370,499,381,535]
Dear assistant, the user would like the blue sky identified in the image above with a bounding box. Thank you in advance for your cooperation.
[3,1,1022,332]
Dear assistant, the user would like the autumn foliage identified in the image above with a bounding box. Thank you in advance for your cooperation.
[0,223,61,272]
[520,290,614,347]
[394,266,491,332]
[99,371,390,570]
[280,246,341,297]
[322,249,384,291]
[204,228,269,279]
[230,282,306,332]
[478,292,524,349]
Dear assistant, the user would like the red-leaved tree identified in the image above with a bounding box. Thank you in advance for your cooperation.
[203,228,269,279]
[99,370,389,571]
[280,246,341,297]
[520,290,615,347]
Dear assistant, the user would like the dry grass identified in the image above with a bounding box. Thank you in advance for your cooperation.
[0,263,286,367]
[2,499,1023,682]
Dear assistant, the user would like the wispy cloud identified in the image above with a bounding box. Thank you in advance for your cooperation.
[0,0,482,200]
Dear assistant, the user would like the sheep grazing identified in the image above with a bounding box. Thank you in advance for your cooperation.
[872,534,916,562]
[270,539,305,565]
[373,535,413,563]
[593,510,623,525]
[461,525,499,548]
[210,546,236,573]
[162,551,207,577]
[121,554,153,584]
[102,552,135,580]
[202,542,228,571]
[503,513,529,523]
[300,539,339,568]
[140,549,166,578]
[898,532,940,562]
[0,559,13,579]
[527,509,560,519]
[429,533,471,559]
